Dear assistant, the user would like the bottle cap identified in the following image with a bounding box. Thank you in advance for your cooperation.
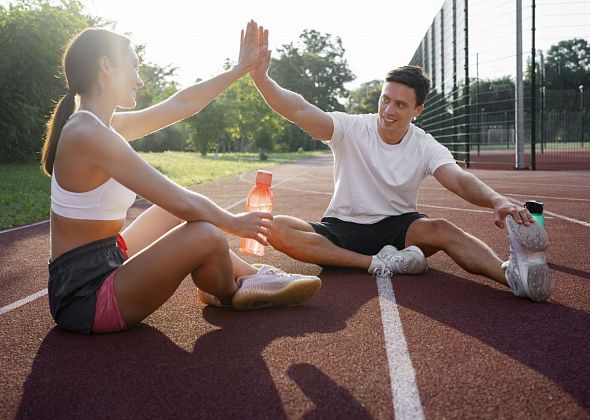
[255,170,273,186]
[524,200,544,214]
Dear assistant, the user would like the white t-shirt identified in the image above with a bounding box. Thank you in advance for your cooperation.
[322,112,457,224]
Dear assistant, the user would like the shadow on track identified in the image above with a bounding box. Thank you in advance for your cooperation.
[16,271,376,419]
[287,363,372,419]
[392,269,590,412]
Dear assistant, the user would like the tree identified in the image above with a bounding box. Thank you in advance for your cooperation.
[469,76,514,127]
[187,71,286,156]
[271,29,354,112]
[542,38,590,90]
[131,48,187,152]
[0,0,92,163]
[269,29,355,150]
[187,88,232,156]
[347,80,382,114]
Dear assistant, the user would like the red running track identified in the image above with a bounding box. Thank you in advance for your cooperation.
[1,156,589,419]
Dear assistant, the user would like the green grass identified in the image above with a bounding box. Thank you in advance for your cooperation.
[0,164,52,230]
[0,151,326,231]
[138,151,278,188]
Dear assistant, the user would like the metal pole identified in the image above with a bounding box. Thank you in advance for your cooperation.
[476,52,480,155]
[579,85,586,147]
[540,50,545,153]
[531,0,536,170]
[464,0,470,168]
[515,0,526,169]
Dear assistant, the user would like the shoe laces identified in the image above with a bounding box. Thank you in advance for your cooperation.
[258,266,288,277]
[373,263,393,279]
[375,251,408,275]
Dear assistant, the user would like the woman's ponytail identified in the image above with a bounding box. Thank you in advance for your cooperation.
[40,90,76,176]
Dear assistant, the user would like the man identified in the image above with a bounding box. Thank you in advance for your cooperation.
[250,28,554,302]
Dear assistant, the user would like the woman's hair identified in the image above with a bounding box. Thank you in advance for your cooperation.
[41,28,130,176]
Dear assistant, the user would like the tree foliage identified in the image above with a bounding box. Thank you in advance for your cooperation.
[271,29,355,112]
[130,47,187,152]
[268,29,355,150]
[187,70,286,156]
[543,38,590,90]
[0,0,92,162]
[347,80,382,114]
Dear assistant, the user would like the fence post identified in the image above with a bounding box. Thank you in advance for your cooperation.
[540,52,545,154]
[581,85,585,147]
[531,0,536,170]
[464,0,470,168]
[515,0,526,169]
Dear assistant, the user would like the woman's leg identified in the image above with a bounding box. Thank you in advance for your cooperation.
[121,205,183,257]
[114,221,237,326]
[122,204,257,279]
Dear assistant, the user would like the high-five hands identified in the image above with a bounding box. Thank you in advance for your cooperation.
[237,20,269,74]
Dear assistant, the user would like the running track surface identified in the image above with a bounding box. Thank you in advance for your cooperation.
[1,156,589,419]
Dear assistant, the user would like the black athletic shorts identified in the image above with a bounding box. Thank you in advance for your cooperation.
[48,235,127,335]
[309,213,427,256]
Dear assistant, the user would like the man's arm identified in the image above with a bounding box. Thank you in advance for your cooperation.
[433,163,534,228]
[250,28,334,141]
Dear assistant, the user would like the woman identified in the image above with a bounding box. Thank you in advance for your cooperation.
[41,21,321,335]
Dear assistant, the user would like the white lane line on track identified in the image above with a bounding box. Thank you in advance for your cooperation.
[505,193,590,202]
[542,210,590,227]
[376,276,425,420]
[485,180,590,189]
[263,187,590,228]
[0,288,48,316]
[0,220,49,235]
[418,203,494,214]
[230,171,310,210]
[505,197,590,227]
[421,185,590,201]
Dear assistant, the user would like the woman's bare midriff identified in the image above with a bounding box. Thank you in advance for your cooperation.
[50,212,125,261]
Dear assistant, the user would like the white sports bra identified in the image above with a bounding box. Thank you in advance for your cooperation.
[50,110,136,220]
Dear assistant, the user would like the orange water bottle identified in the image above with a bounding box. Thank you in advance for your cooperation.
[240,170,274,256]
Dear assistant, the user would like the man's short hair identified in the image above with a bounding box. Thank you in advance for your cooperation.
[385,66,431,107]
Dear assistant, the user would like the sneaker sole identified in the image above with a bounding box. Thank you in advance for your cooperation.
[506,217,554,302]
[232,277,322,311]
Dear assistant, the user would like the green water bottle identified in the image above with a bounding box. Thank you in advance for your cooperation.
[525,200,544,227]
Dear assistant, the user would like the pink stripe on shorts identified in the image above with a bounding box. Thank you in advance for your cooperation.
[91,270,127,334]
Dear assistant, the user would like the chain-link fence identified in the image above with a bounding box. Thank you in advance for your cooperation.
[410,0,590,170]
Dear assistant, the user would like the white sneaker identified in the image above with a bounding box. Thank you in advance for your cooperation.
[504,216,554,302]
[232,265,321,310]
[368,245,428,278]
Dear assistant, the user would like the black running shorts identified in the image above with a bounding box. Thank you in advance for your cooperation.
[48,235,127,335]
[309,213,427,256]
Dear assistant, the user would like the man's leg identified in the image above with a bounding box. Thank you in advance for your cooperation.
[268,215,372,269]
[405,218,507,286]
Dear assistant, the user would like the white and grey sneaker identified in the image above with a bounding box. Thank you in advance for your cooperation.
[232,265,321,310]
[503,215,554,302]
[368,245,428,278]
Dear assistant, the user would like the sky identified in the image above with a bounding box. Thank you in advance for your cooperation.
[69,0,445,89]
